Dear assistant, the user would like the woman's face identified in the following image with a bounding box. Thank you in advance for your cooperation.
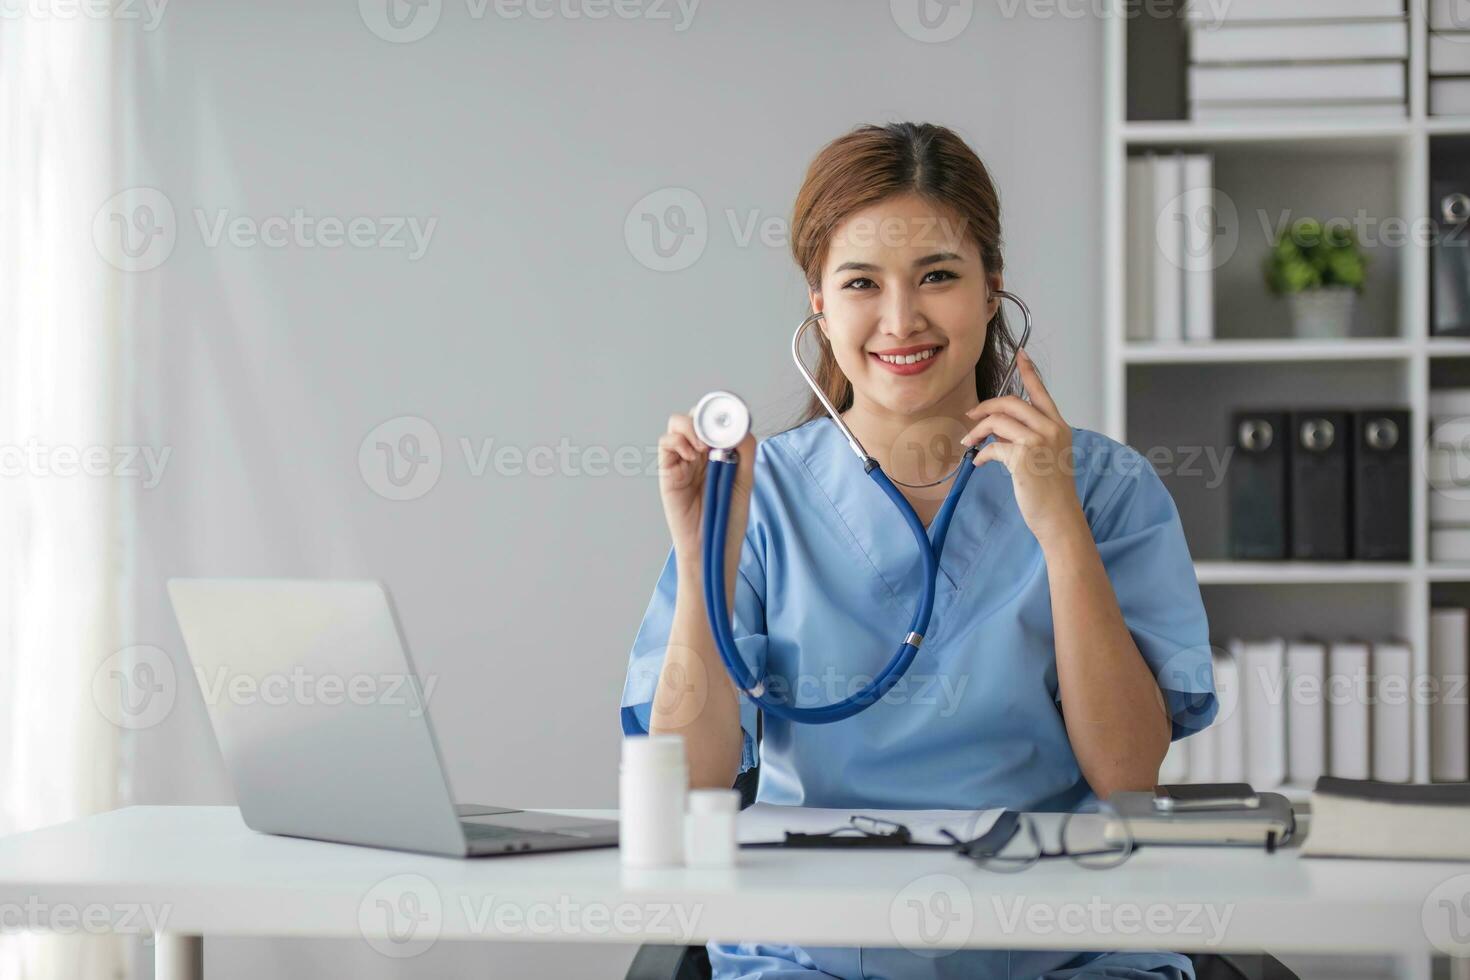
[811,192,998,418]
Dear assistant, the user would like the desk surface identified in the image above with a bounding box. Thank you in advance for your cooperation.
[0,805,1465,957]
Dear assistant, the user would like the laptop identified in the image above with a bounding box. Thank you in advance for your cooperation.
[167,578,620,857]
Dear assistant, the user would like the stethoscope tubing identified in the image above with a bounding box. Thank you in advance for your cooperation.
[700,438,979,724]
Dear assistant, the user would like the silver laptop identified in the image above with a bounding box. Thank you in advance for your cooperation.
[167,578,619,857]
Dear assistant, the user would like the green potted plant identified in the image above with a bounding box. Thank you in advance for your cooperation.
[1262,217,1368,339]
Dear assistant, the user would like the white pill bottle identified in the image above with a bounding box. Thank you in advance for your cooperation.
[619,733,688,867]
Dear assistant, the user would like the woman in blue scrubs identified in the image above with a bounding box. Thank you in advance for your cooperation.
[620,122,1217,980]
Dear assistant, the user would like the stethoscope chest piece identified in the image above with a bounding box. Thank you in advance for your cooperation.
[692,390,751,451]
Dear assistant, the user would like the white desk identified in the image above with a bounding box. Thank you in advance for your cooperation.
[0,806,1464,979]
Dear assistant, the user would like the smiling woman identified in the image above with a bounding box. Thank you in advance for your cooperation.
[623,122,1216,980]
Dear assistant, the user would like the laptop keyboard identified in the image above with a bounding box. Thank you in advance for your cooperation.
[461,821,535,841]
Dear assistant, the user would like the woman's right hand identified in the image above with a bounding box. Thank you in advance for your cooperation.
[658,409,757,565]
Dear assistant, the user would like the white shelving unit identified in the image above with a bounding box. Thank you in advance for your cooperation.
[1103,6,1463,978]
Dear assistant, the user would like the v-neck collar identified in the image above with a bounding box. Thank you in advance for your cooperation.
[775,417,1014,612]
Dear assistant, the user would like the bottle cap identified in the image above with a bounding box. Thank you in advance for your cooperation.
[688,788,740,815]
[621,733,686,768]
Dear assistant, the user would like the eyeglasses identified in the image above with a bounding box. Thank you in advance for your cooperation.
[783,814,914,847]
[942,804,1135,872]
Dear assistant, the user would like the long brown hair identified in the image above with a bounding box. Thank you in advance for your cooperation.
[784,121,1024,432]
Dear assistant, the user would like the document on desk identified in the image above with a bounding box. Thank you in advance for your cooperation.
[737,803,1004,846]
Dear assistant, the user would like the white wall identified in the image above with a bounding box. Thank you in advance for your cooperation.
[113,1,1103,975]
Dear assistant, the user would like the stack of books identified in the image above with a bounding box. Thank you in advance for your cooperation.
[1125,151,1215,343]
[1302,777,1470,859]
[1430,0,1470,115]
[1429,388,1470,560]
[1429,608,1470,783]
[1160,635,1424,790]
[1183,0,1407,122]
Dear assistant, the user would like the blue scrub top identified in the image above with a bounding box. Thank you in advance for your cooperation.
[620,417,1217,980]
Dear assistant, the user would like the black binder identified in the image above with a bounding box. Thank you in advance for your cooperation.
[1290,410,1352,561]
[1228,410,1290,560]
[1352,408,1410,561]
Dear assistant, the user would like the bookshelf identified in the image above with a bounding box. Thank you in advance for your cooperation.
[1102,12,1470,980]
[1103,2,1470,820]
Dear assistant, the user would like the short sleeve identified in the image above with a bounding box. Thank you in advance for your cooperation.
[1086,443,1218,741]
[619,539,767,777]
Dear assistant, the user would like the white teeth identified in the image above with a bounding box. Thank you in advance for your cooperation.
[877,348,938,365]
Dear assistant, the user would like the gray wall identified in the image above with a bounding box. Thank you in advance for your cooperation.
[116,1,1103,975]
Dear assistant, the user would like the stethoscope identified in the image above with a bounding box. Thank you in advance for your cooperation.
[690,289,1033,725]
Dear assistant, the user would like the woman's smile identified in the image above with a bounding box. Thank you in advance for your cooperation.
[868,342,944,376]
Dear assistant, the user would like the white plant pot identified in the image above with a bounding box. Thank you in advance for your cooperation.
[1288,286,1357,339]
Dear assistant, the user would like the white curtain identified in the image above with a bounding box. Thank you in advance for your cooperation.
[0,7,126,980]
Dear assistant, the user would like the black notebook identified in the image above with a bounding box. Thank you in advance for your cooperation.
[1301,777,1470,860]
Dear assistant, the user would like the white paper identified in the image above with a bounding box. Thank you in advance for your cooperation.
[737,803,1003,846]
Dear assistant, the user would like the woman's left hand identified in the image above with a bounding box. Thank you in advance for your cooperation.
[960,349,1085,547]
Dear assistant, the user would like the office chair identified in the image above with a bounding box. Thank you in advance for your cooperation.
[625,716,1301,980]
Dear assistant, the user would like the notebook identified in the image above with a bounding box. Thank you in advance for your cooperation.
[1300,777,1470,860]
[1103,791,1296,847]
[737,803,1004,847]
